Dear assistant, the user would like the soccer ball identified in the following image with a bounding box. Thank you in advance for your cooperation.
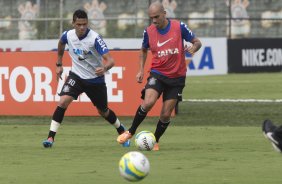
[119,151,150,182]
[135,131,156,151]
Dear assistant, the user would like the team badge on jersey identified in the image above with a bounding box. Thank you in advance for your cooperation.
[148,77,157,86]
[62,85,70,93]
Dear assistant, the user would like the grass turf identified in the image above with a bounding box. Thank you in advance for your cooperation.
[0,72,281,184]
[0,123,282,184]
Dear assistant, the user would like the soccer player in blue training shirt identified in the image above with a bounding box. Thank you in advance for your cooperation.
[42,9,130,148]
[263,119,282,152]
[117,1,201,150]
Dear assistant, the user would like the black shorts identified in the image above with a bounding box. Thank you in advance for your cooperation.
[141,72,186,102]
[59,71,108,112]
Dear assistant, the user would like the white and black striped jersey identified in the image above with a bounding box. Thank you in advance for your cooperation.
[60,28,109,82]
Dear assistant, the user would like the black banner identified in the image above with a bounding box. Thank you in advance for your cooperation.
[228,39,282,73]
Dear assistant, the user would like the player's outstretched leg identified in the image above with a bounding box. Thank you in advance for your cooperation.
[117,106,147,144]
[103,108,131,147]
[42,107,65,148]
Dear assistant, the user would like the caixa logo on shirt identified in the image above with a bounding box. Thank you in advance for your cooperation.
[157,48,179,57]
[73,49,93,60]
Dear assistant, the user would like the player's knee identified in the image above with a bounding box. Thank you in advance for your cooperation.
[160,112,172,121]
[58,101,70,109]
[58,96,73,108]
[142,100,155,111]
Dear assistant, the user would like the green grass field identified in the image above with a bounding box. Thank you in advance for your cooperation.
[0,73,282,184]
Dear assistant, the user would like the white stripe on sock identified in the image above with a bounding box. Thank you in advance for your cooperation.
[50,120,60,132]
[113,118,121,128]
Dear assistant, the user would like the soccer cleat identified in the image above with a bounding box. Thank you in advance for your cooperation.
[153,143,159,151]
[262,120,282,153]
[117,131,132,144]
[122,139,131,147]
[262,119,277,137]
[42,137,54,148]
[118,124,130,147]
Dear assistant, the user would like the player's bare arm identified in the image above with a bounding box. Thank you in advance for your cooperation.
[185,37,202,55]
[56,40,66,81]
[95,52,115,76]
[136,48,148,83]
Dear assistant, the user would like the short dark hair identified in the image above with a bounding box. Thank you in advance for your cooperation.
[73,9,88,22]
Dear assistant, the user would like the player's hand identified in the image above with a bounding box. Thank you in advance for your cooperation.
[185,44,195,56]
[136,71,144,83]
[95,67,106,76]
[56,66,63,81]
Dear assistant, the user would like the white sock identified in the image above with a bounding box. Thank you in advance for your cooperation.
[50,120,61,132]
[112,118,121,128]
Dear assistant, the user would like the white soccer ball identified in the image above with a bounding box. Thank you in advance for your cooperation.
[119,151,150,182]
[135,131,156,151]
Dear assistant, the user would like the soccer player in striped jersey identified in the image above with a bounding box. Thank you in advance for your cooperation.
[43,9,130,148]
[117,1,202,150]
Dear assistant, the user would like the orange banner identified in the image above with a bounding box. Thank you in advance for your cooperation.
[0,51,165,116]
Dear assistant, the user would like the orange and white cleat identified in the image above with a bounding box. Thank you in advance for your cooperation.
[153,143,159,151]
[117,131,132,144]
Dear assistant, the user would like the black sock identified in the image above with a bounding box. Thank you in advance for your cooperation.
[48,131,56,140]
[154,120,170,143]
[104,109,117,124]
[116,125,126,134]
[104,109,125,134]
[52,106,66,123]
[128,106,147,135]
[48,106,66,139]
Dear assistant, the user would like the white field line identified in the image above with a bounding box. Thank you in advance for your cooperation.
[183,99,282,103]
